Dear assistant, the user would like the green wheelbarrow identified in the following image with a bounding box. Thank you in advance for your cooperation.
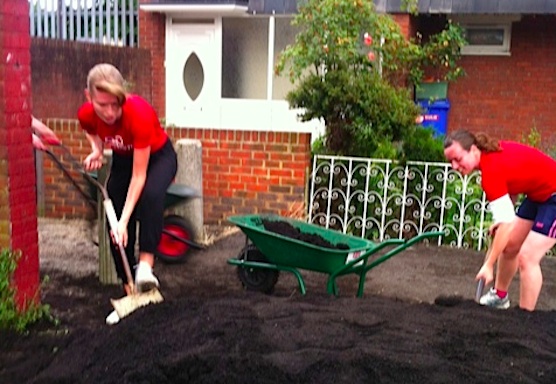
[227,214,445,297]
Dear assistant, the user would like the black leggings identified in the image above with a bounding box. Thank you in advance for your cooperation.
[107,139,178,283]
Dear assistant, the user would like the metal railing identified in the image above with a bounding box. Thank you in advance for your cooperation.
[309,154,492,251]
[29,0,138,47]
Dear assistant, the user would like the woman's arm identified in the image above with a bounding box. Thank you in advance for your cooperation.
[483,221,514,269]
[32,117,56,138]
[83,132,105,171]
[32,116,60,147]
[477,193,516,283]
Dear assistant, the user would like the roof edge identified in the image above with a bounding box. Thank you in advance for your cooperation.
[140,3,248,15]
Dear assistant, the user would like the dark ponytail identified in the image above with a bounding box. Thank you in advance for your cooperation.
[444,129,500,152]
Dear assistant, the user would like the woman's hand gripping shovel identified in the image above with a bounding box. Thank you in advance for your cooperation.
[41,139,163,324]
[104,201,164,324]
[475,229,496,303]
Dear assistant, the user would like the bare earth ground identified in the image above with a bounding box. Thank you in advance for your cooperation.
[1,218,556,383]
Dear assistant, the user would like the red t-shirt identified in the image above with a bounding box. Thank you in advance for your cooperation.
[480,141,556,202]
[77,95,168,156]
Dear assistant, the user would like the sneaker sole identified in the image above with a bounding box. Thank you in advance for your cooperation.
[480,301,510,309]
[136,281,159,293]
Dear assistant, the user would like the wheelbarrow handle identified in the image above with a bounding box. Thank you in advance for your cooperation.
[161,228,206,250]
[362,231,445,269]
[44,143,110,201]
[327,230,445,297]
[345,231,444,268]
[43,149,100,208]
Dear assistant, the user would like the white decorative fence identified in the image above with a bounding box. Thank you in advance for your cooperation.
[309,154,492,251]
[29,0,138,46]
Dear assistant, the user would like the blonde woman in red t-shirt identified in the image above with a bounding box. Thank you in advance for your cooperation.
[78,63,178,324]
[444,129,556,311]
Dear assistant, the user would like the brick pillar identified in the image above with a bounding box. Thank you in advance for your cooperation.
[139,0,166,116]
[391,14,415,39]
[0,0,40,309]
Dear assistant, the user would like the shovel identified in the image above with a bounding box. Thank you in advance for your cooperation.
[43,141,163,323]
[475,235,493,303]
[103,199,164,321]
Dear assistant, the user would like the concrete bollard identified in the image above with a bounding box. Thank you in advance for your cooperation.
[97,150,119,285]
[172,139,204,243]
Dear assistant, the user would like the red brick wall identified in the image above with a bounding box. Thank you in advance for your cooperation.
[166,127,311,224]
[39,119,312,225]
[0,0,40,309]
[31,39,153,119]
[39,120,96,219]
[448,15,556,146]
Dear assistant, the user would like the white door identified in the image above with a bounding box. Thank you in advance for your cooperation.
[166,20,220,127]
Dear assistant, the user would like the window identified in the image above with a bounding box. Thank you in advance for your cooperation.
[461,24,511,56]
[166,15,324,137]
[454,15,518,56]
[221,17,299,100]
[222,18,269,99]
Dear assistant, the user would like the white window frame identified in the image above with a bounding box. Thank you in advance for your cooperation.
[163,12,324,140]
[461,24,511,56]
[454,15,519,57]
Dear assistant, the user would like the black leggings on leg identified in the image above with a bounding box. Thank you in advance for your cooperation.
[106,139,178,284]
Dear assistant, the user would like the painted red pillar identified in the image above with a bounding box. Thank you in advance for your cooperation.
[0,0,41,309]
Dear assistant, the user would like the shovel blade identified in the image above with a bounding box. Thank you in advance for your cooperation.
[110,288,164,319]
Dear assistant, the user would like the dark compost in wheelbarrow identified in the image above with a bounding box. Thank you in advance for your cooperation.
[262,219,349,250]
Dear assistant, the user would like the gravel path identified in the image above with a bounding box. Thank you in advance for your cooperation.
[38,218,99,277]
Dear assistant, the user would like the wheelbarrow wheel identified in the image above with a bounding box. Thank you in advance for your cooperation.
[236,244,279,294]
[155,215,193,264]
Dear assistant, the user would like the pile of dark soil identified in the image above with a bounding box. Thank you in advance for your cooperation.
[2,220,556,384]
[3,292,556,384]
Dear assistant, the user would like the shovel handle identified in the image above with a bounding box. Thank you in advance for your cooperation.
[104,199,134,285]
[475,279,485,303]
[104,199,121,244]
[475,234,493,303]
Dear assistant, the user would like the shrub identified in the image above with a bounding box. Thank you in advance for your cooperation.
[0,248,52,333]
[277,0,465,160]
[401,127,445,162]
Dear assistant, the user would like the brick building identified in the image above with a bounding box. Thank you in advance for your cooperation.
[140,0,556,144]
[29,0,556,222]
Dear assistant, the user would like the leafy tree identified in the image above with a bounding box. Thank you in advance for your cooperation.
[276,0,465,161]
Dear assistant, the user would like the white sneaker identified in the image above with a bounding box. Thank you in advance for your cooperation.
[106,310,120,325]
[479,287,510,309]
[135,261,159,293]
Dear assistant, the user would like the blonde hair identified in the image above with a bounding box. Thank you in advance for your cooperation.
[87,63,127,105]
[444,129,501,153]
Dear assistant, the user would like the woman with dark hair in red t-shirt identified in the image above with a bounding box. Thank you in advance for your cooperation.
[444,129,556,311]
[78,63,178,324]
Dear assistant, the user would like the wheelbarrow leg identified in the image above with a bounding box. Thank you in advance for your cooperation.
[227,259,308,295]
[355,231,444,297]
[326,271,366,297]
[282,267,307,295]
[357,273,369,298]
[326,278,339,296]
